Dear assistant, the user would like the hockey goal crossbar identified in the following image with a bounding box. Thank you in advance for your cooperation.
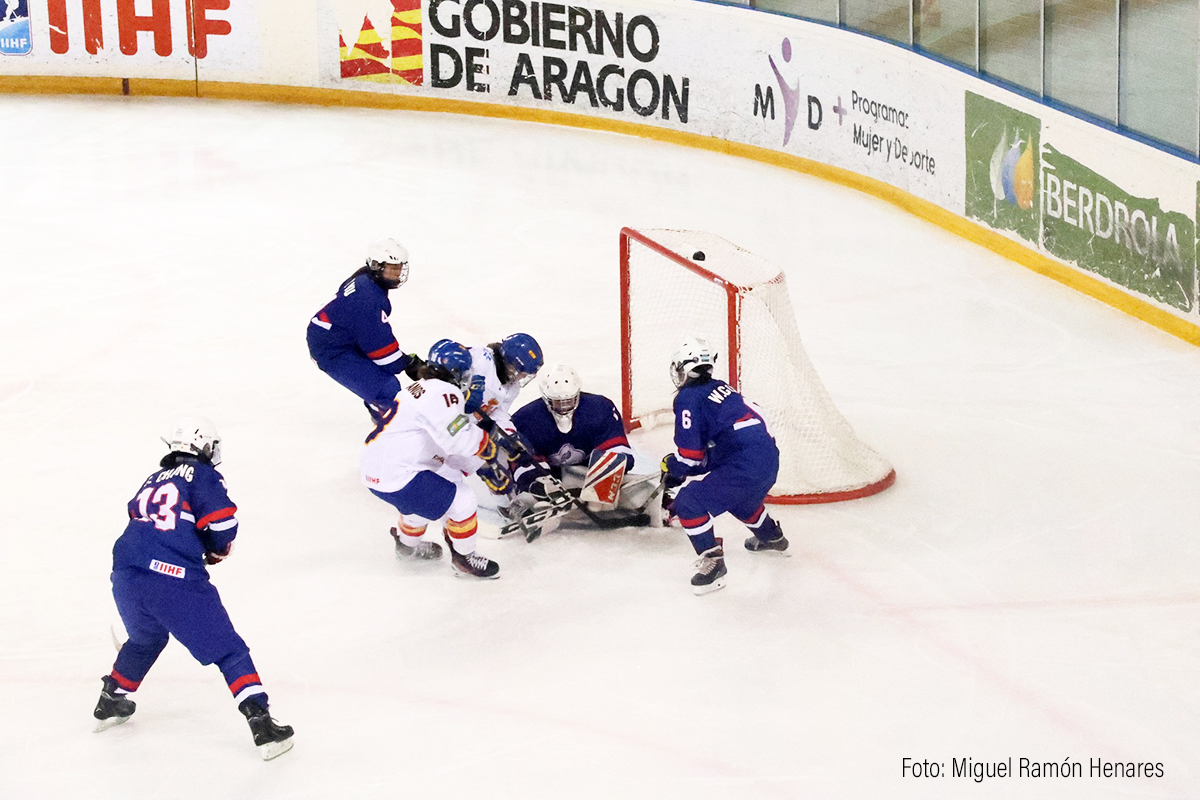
[619,226,896,505]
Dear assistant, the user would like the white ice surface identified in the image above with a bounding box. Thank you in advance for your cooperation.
[1,95,1198,799]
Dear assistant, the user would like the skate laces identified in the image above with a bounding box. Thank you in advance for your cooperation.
[693,553,722,574]
[462,551,489,568]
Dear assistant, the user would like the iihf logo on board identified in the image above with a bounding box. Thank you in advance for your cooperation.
[0,0,32,56]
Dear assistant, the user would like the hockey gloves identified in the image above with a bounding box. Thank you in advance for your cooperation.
[660,453,691,489]
[402,353,426,380]
[462,374,487,414]
[204,542,233,565]
[527,475,558,502]
[476,433,513,495]
[478,462,512,494]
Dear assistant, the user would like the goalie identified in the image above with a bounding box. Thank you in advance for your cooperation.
[507,364,664,533]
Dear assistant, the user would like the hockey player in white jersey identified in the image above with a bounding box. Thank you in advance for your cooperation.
[459,333,544,519]
[360,339,510,578]
[465,332,544,435]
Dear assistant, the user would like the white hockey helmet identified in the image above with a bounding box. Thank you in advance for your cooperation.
[167,416,222,465]
[670,337,718,388]
[365,237,410,289]
[540,364,582,432]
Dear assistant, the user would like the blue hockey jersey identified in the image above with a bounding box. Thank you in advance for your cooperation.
[511,393,633,468]
[112,455,239,582]
[672,378,777,473]
[307,268,410,372]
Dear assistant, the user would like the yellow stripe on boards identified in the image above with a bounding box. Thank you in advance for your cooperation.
[4,75,1197,347]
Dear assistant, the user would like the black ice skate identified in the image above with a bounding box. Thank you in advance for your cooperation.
[450,548,500,579]
[745,520,789,555]
[390,527,443,560]
[691,541,727,595]
[93,675,136,733]
[238,697,295,761]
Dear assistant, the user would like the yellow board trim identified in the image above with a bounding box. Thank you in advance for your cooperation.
[4,75,1198,346]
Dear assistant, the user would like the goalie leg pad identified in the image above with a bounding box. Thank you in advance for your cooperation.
[579,450,631,507]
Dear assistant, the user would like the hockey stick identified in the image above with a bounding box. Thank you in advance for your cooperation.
[476,411,651,533]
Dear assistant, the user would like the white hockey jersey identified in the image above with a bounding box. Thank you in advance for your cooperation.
[361,377,487,493]
[467,344,523,432]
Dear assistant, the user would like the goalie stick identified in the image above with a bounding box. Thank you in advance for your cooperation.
[476,412,653,538]
[498,486,655,541]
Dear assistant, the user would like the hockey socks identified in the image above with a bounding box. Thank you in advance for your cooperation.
[680,514,718,555]
[111,638,167,690]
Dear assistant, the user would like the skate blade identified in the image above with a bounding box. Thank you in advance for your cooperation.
[93,715,131,733]
[259,737,294,761]
[452,570,500,580]
[752,549,792,558]
[394,549,443,562]
[692,578,726,596]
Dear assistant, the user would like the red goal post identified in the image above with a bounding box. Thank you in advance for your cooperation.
[619,227,896,504]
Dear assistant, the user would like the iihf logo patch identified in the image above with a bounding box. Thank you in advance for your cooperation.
[0,0,31,56]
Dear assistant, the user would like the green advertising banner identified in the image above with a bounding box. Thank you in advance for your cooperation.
[1041,144,1195,312]
[965,92,1040,244]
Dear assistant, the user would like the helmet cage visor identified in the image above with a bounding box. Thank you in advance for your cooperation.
[371,260,409,289]
[544,394,579,417]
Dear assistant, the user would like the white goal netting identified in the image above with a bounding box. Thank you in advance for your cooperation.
[620,228,895,503]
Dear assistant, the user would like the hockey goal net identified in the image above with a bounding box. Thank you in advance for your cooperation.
[619,227,895,504]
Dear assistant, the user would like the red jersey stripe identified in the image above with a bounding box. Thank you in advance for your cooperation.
[596,435,630,451]
[367,340,400,359]
[228,673,262,695]
[111,670,141,691]
[196,506,237,530]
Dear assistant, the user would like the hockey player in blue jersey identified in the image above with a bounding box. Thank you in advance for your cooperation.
[660,338,789,594]
[511,363,634,486]
[92,417,294,760]
[505,364,663,536]
[307,238,424,421]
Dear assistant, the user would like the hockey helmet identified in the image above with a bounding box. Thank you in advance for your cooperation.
[365,237,410,289]
[427,338,473,386]
[499,333,543,387]
[167,416,222,466]
[670,337,718,388]
[539,364,582,431]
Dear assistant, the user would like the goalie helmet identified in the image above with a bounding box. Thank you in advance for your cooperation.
[499,333,543,387]
[365,237,410,290]
[539,364,581,433]
[670,337,718,388]
[167,416,222,466]
[427,338,472,387]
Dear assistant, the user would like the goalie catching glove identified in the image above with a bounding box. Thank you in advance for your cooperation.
[475,433,512,495]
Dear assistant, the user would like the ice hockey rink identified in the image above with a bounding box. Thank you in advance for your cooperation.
[1,93,1198,799]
